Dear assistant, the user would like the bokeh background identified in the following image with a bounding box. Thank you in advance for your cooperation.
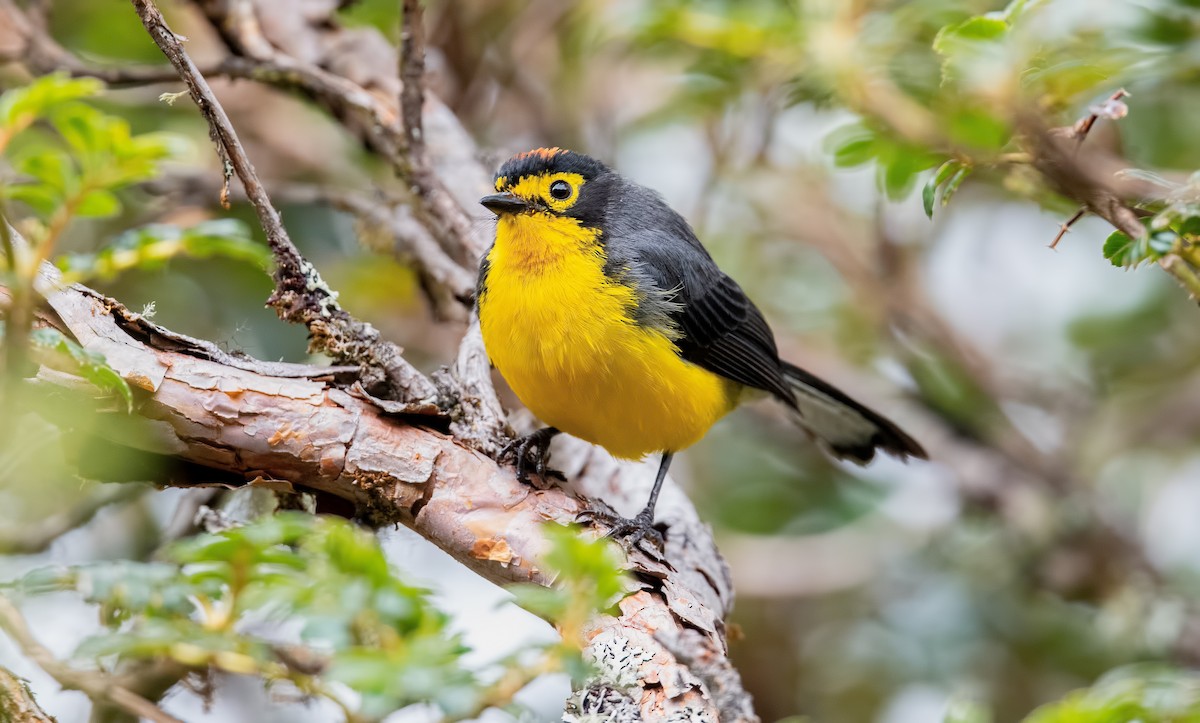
[3,0,1200,721]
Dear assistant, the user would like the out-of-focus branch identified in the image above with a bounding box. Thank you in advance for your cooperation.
[399,0,427,161]
[0,594,185,723]
[189,0,485,266]
[1020,99,1200,301]
[0,482,146,554]
[180,0,508,447]
[129,0,438,405]
[145,173,476,317]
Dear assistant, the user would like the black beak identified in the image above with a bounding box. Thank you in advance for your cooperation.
[480,192,530,215]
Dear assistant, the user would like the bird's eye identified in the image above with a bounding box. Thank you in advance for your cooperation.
[548,180,572,200]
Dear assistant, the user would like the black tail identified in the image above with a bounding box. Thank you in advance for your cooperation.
[779,361,927,465]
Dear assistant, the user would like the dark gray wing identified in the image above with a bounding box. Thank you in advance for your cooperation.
[609,213,797,405]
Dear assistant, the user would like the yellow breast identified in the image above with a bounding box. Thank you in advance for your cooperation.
[478,213,739,459]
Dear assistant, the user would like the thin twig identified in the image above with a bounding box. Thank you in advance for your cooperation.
[0,594,185,723]
[1050,207,1087,249]
[1073,88,1130,142]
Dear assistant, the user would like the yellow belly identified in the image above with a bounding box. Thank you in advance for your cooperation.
[478,214,739,459]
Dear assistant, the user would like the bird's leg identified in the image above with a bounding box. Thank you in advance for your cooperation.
[578,452,673,551]
[499,426,564,488]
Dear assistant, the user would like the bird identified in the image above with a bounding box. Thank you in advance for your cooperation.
[476,147,926,547]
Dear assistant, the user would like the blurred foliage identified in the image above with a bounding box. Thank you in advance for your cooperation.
[6,514,622,720]
[508,524,629,680]
[1021,666,1200,722]
[56,219,270,283]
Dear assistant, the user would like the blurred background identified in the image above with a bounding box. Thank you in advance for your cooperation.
[3,0,1200,721]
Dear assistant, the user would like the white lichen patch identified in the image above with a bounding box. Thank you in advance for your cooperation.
[586,629,656,690]
[299,259,342,316]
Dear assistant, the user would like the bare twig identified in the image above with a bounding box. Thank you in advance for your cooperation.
[1073,88,1130,141]
[1050,207,1087,249]
[0,594,185,723]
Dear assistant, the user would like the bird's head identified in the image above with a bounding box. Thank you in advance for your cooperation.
[480,148,612,225]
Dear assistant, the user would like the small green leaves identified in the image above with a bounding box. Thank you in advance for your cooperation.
[57,220,271,283]
[825,122,940,200]
[13,514,489,720]
[1102,228,1176,269]
[75,189,121,218]
[508,524,630,680]
[923,160,971,218]
[933,16,1009,52]
[0,73,103,141]
[933,14,1010,84]
[826,122,878,168]
[26,327,133,411]
[0,76,180,246]
[1021,665,1200,723]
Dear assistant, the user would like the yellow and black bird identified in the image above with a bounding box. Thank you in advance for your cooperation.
[477,147,926,545]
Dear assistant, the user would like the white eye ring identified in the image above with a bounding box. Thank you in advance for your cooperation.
[549,180,572,200]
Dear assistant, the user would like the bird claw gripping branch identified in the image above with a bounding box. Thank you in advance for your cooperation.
[499,426,565,489]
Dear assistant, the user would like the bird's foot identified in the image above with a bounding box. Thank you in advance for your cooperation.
[577,501,664,553]
[499,427,565,490]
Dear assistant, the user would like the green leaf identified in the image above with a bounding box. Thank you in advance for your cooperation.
[1149,230,1177,256]
[508,583,569,621]
[933,16,1009,56]
[1102,231,1135,266]
[1178,216,1200,238]
[878,146,938,201]
[0,73,103,136]
[924,160,962,218]
[1022,665,1200,723]
[16,148,77,196]
[76,189,122,218]
[1103,228,1170,269]
[940,165,971,209]
[824,123,878,168]
[946,106,1012,151]
[57,220,270,284]
[4,184,61,216]
[28,328,133,411]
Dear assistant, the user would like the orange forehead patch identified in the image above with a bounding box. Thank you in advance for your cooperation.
[514,147,567,161]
